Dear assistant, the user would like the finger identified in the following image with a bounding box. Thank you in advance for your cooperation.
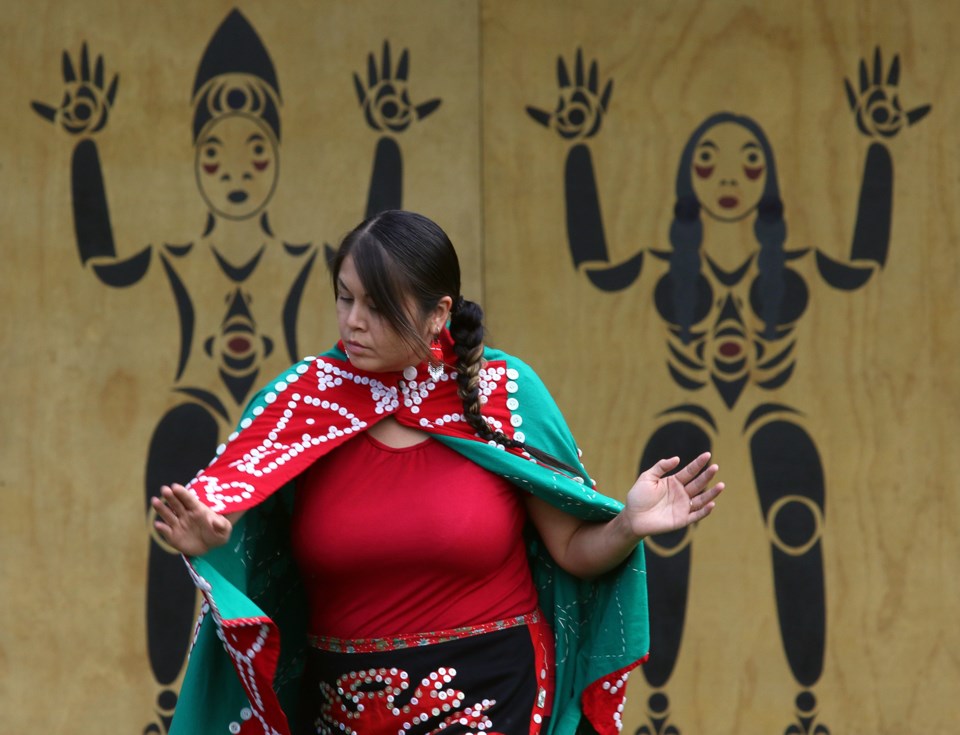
[62,49,77,83]
[672,451,711,485]
[105,73,119,107]
[169,483,200,511]
[689,494,717,524]
[156,485,184,517]
[557,56,571,89]
[415,99,441,120]
[886,53,900,86]
[575,48,585,87]
[692,479,724,506]
[94,54,104,89]
[689,482,723,519]
[872,47,882,86]
[367,52,378,87]
[588,60,598,95]
[858,57,869,93]
[80,43,91,83]
[906,104,931,126]
[843,78,858,111]
[152,517,173,542]
[642,455,681,480]
[353,73,366,105]
[31,101,57,122]
[689,480,723,508]
[151,494,177,525]
[381,40,392,81]
[526,106,551,127]
[599,79,613,112]
[162,484,192,515]
[685,463,719,496]
[396,48,410,81]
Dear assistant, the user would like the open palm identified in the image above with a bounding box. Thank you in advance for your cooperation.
[623,452,723,538]
[151,483,232,557]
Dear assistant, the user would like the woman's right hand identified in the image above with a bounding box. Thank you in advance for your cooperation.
[152,483,232,557]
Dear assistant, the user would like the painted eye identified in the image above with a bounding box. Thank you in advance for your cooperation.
[205,147,217,158]
[741,147,765,180]
[253,144,265,156]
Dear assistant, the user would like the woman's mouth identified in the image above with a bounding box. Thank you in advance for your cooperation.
[718,196,739,209]
[228,190,249,203]
[346,341,367,354]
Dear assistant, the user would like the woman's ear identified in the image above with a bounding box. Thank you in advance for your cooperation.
[432,295,454,331]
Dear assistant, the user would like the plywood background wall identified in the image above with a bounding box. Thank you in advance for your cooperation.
[2,1,958,733]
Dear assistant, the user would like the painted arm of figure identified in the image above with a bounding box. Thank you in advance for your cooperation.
[816,47,931,291]
[526,50,643,292]
[524,452,724,580]
[32,44,151,287]
[354,41,442,217]
[151,483,245,557]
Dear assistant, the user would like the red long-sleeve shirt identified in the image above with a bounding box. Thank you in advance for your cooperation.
[291,432,539,639]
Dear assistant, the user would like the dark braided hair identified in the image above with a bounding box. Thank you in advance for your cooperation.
[448,297,521,447]
[449,298,583,476]
[332,210,584,476]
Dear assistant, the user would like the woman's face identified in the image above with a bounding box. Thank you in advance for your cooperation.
[336,254,441,374]
[690,121,767,222]
[195,113,279,220]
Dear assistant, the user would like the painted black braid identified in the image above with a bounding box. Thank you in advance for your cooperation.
[449,299,587,479]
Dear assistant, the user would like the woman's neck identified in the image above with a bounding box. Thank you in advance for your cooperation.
[367,416,431,448]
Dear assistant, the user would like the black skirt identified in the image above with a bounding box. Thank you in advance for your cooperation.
[294,612,554,735]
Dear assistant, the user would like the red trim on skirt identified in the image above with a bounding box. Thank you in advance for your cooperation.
[296,610,555,735]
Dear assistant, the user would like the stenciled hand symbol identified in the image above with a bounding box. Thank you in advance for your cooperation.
[353,40,441,134]
[526,49,613,141]
[32,43,118,135]
[845,47,930,139]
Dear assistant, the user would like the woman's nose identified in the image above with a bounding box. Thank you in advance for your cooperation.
[346,303,365,329]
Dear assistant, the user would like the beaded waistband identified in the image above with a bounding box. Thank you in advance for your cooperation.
[308,609,542,653]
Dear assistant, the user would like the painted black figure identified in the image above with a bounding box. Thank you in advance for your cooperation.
[33,10,440,734]
[528,48,928,735]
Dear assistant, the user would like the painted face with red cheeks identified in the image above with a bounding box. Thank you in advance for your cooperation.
[335,254,431,374]
[690,121,767,222]
[195,113,278,220]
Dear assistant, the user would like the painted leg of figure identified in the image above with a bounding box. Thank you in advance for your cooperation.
[144,402,221,734]
[749,418,829,735]
[635,419,712,735]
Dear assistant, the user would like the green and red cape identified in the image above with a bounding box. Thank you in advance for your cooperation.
[171,333,649,735]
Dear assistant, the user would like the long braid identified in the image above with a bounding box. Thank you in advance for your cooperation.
[449,298,585,478]
[449,298,510,444]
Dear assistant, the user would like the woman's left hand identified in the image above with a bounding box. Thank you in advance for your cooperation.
[622,452,724,538]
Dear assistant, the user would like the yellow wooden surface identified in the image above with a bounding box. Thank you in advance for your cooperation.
[1,1,480,732]
[2,0,959,733]
[482,1,960,733]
